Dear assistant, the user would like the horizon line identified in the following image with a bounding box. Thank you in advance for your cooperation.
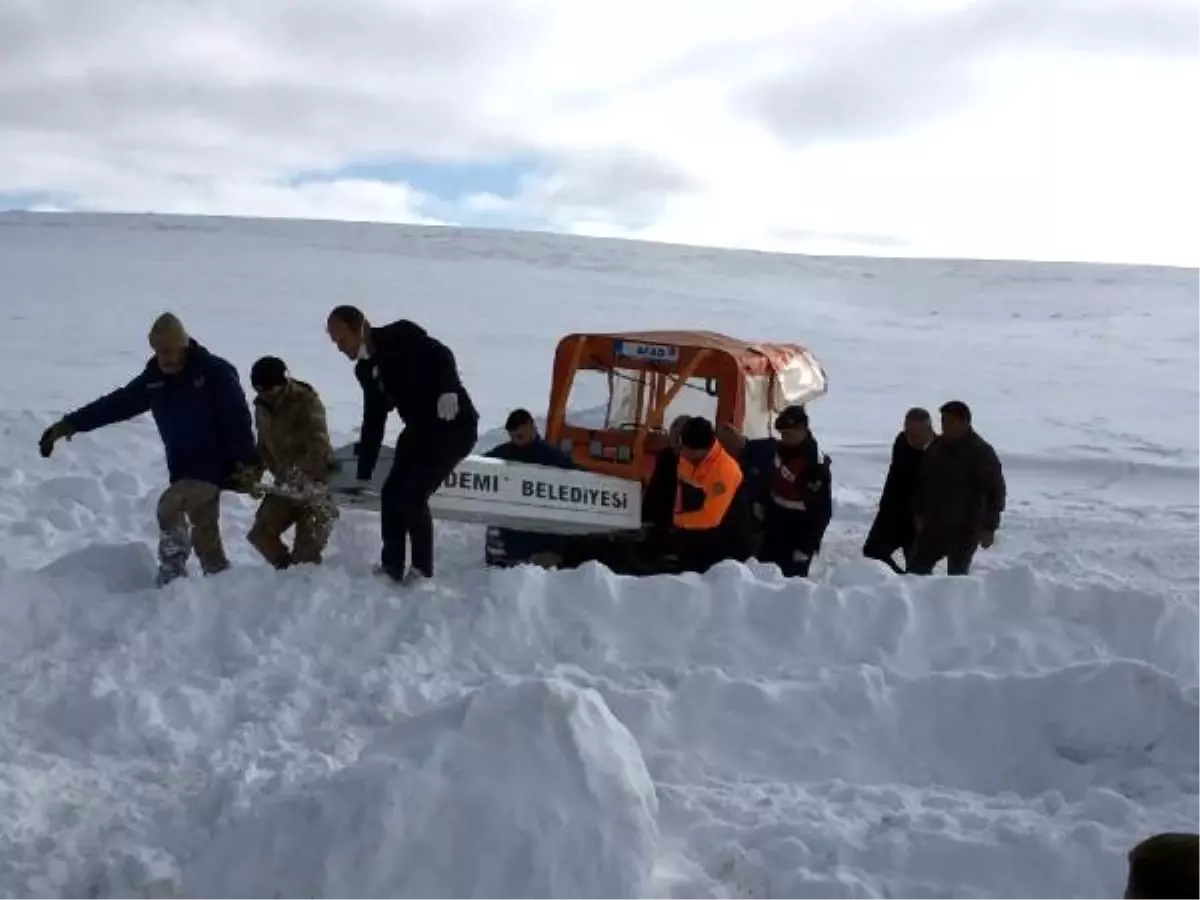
[0,207,1194,273]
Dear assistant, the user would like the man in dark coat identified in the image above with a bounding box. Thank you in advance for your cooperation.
[1124,832,1198,899]
[482,408,576,568]
[38,313,259,586]
[908,400,1006,576]
[747,404,833,578]
[862,407,936,574]
[327,305,479,583]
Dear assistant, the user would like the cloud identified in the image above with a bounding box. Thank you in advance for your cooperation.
[746,0,1199,147]
[0,0,1195,265]
[0,0,543,170]
[464,148,698,233]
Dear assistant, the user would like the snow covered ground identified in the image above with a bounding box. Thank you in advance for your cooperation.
[0,211,1196,898]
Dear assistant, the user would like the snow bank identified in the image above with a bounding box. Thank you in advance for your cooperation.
[182,677,659,899]
[0,534,1195,898]
[38,541,159,593]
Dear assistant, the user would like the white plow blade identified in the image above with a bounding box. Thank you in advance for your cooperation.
[325,442,642,535]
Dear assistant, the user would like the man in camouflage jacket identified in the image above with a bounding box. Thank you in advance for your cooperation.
[242,356,339,569]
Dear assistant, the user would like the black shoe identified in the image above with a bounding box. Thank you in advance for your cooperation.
[371,563,402,580]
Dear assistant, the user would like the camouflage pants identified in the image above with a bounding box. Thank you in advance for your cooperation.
[247,492,338,569]
[156,479,228,585]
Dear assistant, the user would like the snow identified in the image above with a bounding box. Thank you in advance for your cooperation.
[0,211,1197,898]
[183,677,660,899]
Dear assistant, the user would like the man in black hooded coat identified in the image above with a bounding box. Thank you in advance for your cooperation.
[862,406,935,574]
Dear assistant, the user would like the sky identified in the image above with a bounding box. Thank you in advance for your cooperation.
[1,0,1196,266]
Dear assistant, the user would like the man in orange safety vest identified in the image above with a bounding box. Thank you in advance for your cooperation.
[666,416,754,573]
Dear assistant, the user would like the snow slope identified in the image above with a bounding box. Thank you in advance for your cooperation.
[0,212,1196,898]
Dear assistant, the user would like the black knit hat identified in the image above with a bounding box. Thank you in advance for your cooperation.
[774,404,809,431]
[679,416,716,451]
[250,356,288,391]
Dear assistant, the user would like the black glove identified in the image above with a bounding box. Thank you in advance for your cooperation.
[38,420,74,458]
[230,461,264,493]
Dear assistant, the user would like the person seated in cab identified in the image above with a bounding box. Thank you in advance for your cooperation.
[656,416,753,574]
[745,404,833,578]
[641,415,691,540]
[482,407,576,568]
[550,415,693,578]
[716,421,777,556]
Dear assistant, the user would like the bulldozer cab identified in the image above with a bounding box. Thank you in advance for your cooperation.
[543,330,828,483]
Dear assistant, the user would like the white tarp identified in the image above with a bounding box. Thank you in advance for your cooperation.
[741,351,829,439]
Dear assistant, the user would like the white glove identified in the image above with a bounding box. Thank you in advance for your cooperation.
[437,392,459,421]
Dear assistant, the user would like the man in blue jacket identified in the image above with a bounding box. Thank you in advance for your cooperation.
[38,313,260,586]
[482,408,576,567]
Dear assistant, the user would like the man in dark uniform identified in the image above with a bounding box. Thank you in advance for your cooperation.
[862,407,936,574]
[326,305,479,584]
[752,405,833,578]
[908,400,1006,576]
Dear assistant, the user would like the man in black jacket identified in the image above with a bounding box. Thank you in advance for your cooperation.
[327,305,479,583]
[862,407,935,574]
[908,400,1006,576]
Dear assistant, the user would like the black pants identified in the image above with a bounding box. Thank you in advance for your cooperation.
[759,524,819,578]
[557,533,651,576]
[379,422,476,576]
[484,526,568,568]
[906,530,978,576]
[669,527,750,575]
[862,513,915,575]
